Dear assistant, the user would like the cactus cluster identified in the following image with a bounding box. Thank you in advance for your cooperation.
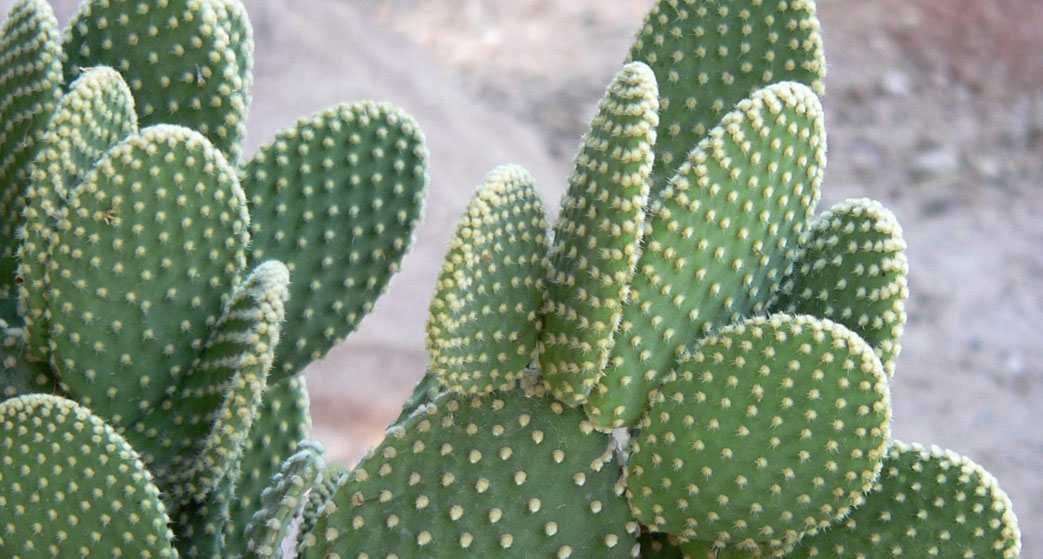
[0,0,427,557]
[0,1,1023,559]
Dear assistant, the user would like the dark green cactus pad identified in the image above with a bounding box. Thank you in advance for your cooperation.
[45,124,250,430]
[62,0,252,162]
[297,459,351,548]
[0,320,54,399]
[19,66,138,364]
[173,469,236,559]
[770,198,908,378]
[789,441,1021,559]
[540,61,659,406]
[241,101,428,381]
[226,374,312,557]
[627,313,891,556]
[427,164,548,395]
[626,0,826,195]
[641,531,689,559]
[149,260,289,504]
[243,441,325,559]
[300,388,640,559]
[587,81,825,429]
[393,370,445,426]
[0,0,63,321]
[0,394,177,559]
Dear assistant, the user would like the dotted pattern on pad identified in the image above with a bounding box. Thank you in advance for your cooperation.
[45,124,250,433]
[0,394,177,559]
[587,81,825,429]
[627,313,891,556]
[627,0,826,196]
[789,441,1021,559]
[301,389,640,559]
[770,198,908,378]
[427,164,548,395]
[0,0,63,321]
[244,441,325,559]
[62,0,251,162]
[540,61,659,406]
[242,101,428,382]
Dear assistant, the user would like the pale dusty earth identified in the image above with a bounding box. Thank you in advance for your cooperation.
[9,0,1043,555]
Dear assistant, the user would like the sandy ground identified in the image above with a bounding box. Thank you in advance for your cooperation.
[5,0,1041,555]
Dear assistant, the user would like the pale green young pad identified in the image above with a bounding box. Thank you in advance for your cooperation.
[540,61,659,406]
[244,441,325,559]
[770,198,908,378]
[226,375,311,557]
[45,124,250,430]
[789,441,1021,559]
[627,0,826,195]
[0,0,63,321]
[587,81,825,429]
[241,101,428,382]
[427,164,548,395]
[297,460,351,549]
[0,394,177,559]
[19,66,138,363]
[62,0,252,161]
[627,313,891,556]
[301,389,640,559]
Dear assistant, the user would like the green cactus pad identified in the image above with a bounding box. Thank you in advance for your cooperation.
[393,370,445,426]
[0,0,63,321]
[243,441,325,559]
[241,101,428,381]
[45,124,250,429]
[211,0,254,118]
[540,61,659,406]
[226,374,312,557]
[297,459,351,549]
[641,532,689,559]
[18,66,139,363]
[627,313,891,556]
[173,470,235,559]
[156,260,290,503]
[62,0,252,161]
[0,320,54,399]
[0,394,177,559]
[427,164,548,395]
[642,532,761,559]
[789,441,1021,559]
[770,198,908,378]
[300,388,640,559]
[627,0,826,195]
[587,81,825,429]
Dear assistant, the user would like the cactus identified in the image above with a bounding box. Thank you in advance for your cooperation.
[0,0,1023,558]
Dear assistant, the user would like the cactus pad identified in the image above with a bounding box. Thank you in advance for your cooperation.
[45,124,250,429]
[770,198,908,378]
[627,313,891,555]
[0,394,176,559]
[0,0,63,320]
[18,66,138,362]
[301,388,640,559]
[0,320,53,399]
[241,101,428,381]
[427,164,548,395]
[62,0,252,161]
[540,61,659,406]
[627,0,826,195]
[243,440,325,559]
[790,441,1021,559]
[587,81,825,429]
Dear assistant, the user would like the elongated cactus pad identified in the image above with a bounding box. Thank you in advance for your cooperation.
[46,124,250,430]
[242,101,428,381]
[158,260,290,503]
[244,441,325,559]
[627,0,825,195]
[62,0,252,161]
[427,164,547,395]
[393,369,445,426]
[297,460,351,549]
[587,81,825,429]
[789,441,1021,559]
[540,61,659,406]
[627,314,891,556]
[18,66,138,363]
[173,470,236,559]
[0,394,177,559]
[301,389,640,559]
[226,375,312,557]
[770,198,908,378]
[0,0,63,321]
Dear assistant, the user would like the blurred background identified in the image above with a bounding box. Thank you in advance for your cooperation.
[7,0,1042,554]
